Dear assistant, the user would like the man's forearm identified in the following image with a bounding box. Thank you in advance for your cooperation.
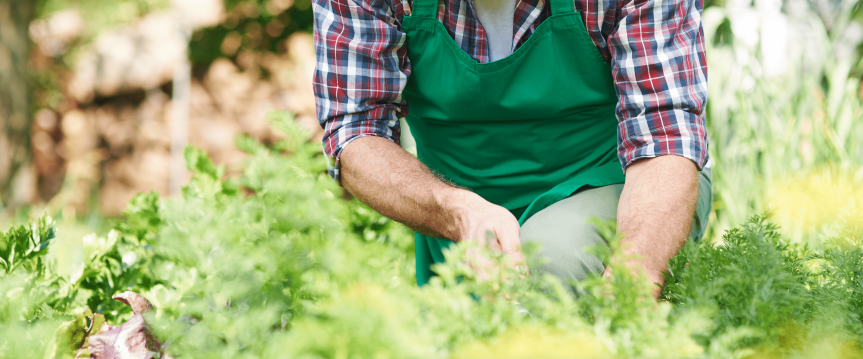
[616,156,700,293]
[340,136,471,240]
[340,136,525,267]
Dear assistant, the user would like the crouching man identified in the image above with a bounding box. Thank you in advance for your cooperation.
[312,0,713,296]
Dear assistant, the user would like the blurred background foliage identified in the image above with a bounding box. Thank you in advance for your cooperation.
[3,0,319,226]
[35,0,172,40]
[700,0,863,246]
[188,0,314,65]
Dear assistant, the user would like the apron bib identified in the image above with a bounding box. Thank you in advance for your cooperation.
[402,0,625,286]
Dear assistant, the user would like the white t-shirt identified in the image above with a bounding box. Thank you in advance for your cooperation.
[471,0,516,61]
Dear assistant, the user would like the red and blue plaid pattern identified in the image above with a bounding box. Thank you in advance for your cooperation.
[313,0,709,180]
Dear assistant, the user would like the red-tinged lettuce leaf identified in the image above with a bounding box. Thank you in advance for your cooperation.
[74,314,112,359]
[86,314,160,359]
[47,292,163,359]
[84,292,161,359]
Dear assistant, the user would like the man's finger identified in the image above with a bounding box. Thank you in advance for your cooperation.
[485,229,503,252]
[496,225,526,267]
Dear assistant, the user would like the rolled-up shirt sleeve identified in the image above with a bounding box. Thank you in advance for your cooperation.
[608,0,709,171]
[313,0,410,181]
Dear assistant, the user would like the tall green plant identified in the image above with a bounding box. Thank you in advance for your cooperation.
[703,1,863,244]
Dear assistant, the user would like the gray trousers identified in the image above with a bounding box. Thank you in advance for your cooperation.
[519,169,713,287]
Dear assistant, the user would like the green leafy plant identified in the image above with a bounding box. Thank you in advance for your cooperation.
[663,215,863,357]
[1,112,861,359]
[0,216,56,275]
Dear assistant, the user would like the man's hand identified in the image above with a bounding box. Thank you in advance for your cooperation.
[340,136,525,272]
[612,155,700,298]
[444,190,526,276]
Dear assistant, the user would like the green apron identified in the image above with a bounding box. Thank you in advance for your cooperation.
[402,0,625,286]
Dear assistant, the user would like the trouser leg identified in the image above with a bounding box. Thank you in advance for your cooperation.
[690,168,713,242]
[519,169,713,291]
[520,184,624,288]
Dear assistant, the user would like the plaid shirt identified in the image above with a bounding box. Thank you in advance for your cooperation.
[313,0,709,180]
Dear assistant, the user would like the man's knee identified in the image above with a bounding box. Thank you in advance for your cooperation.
[520,211,610,286]
[519,185,622,288]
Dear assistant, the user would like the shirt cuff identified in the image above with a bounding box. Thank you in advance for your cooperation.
[618,111,709,172]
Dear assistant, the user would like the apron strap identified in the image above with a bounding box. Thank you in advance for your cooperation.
[549,0,576,16]
[411,0,438,18]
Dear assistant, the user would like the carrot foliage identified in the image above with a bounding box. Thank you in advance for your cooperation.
[2,113,862,359]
